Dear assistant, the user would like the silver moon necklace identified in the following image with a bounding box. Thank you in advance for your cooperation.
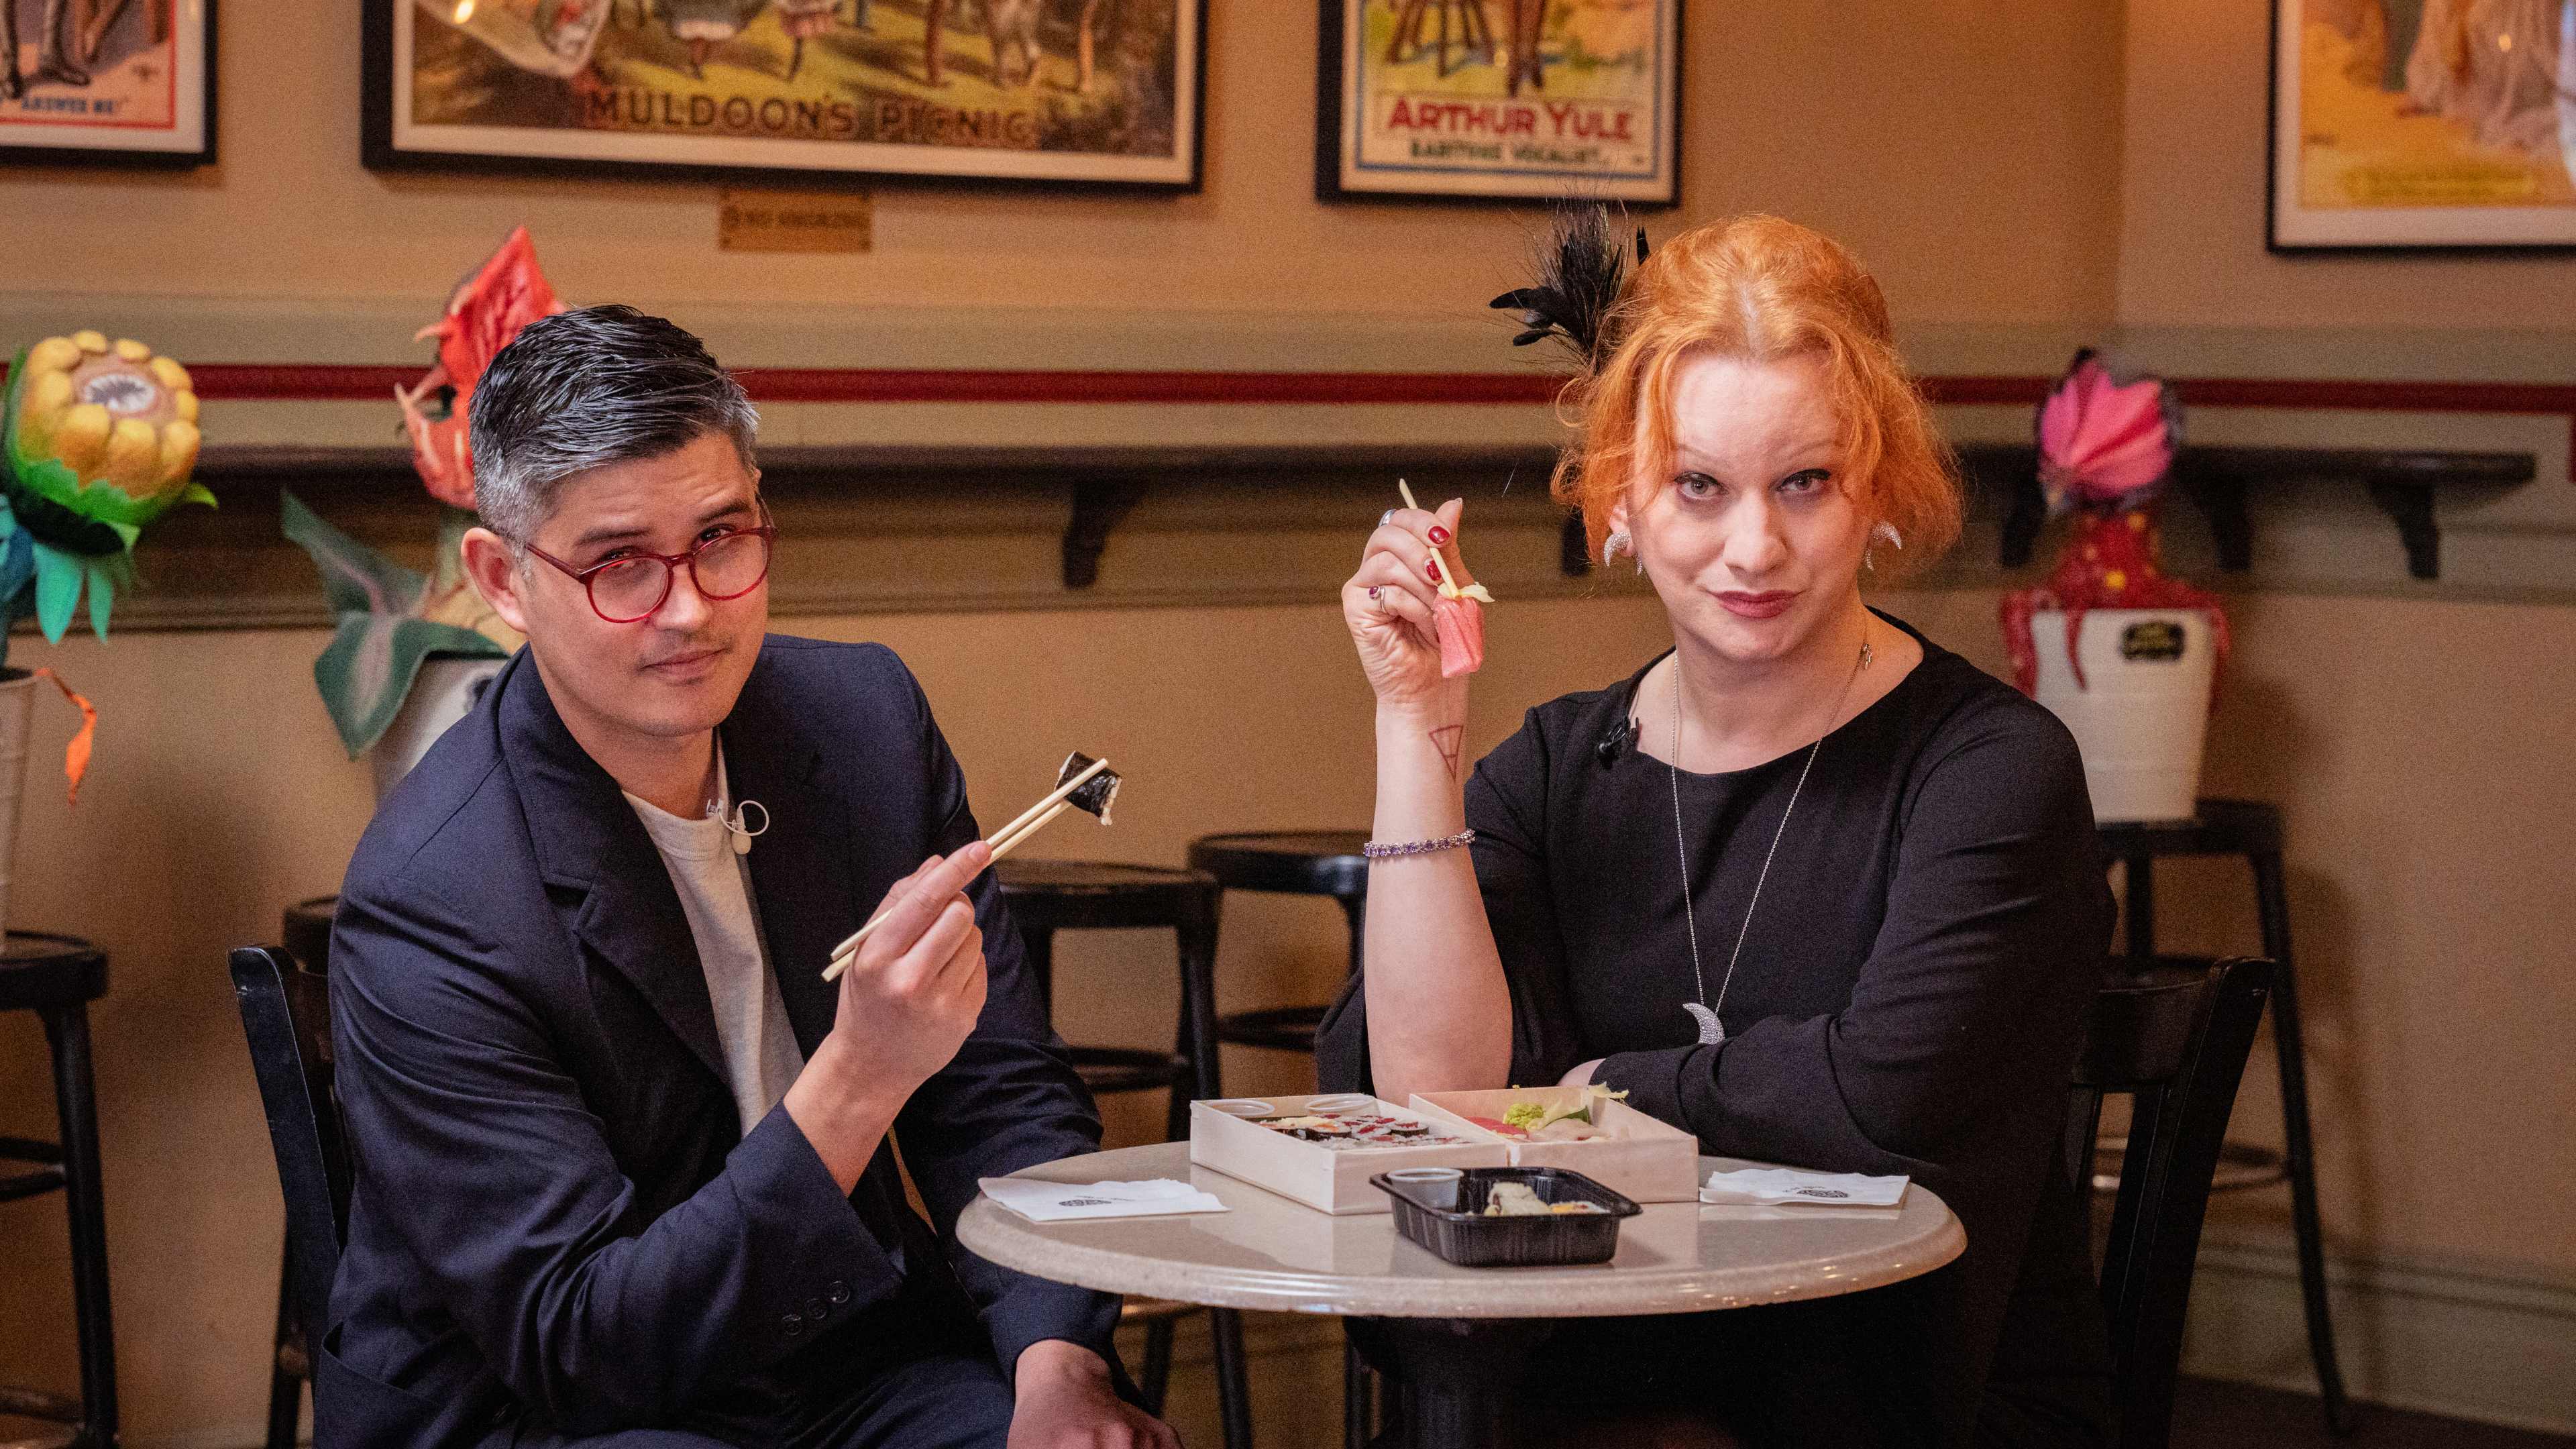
[1668,626,1872,1046]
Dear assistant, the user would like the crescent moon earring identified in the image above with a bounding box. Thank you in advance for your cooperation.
[1864,521,1902,572]
[1603,530,1635,571]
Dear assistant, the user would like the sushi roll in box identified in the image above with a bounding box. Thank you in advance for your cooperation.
[1189,1093,1505,1215]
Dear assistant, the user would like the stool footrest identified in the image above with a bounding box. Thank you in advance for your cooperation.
[0,1136,64,1165]
[0,1167,67,1204]
[0,1385,80,1425]
[2089,1136,2290,1195]
[1070,1046,1192,1098]
[1216,1004,1328,1054]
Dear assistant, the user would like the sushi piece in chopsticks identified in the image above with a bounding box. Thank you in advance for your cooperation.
[1055,751,1120,826]
[1397,478,1495,679]
[823,750,1123,981]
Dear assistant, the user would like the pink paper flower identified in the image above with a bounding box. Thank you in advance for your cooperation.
[2035,350,2178,513]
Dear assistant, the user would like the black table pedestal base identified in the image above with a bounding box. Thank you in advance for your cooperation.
[1346,1317,1554,1449]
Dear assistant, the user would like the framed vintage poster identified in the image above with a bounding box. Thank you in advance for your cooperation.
[363,0,1203,191]
[0,0,214,167]
[2269,0,2576,249]
[1317,0,1680,205]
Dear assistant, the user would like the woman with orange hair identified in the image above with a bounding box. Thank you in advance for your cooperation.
[1322,213,2114,1446]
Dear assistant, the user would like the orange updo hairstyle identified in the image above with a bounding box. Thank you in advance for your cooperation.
[1552,215,1963,579]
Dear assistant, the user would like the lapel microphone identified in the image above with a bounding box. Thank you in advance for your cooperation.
[1595,715,1633,767]
[717,798,769,856]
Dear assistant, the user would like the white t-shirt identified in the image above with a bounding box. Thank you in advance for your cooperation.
[625,753,806,1137]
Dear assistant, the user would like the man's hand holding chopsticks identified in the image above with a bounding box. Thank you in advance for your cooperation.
[783,841,994,1194]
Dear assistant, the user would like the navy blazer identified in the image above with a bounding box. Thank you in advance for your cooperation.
[319,637,1117,1449]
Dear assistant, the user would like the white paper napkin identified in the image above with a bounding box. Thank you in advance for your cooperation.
[978,1177,1230,1223]
[1700,1166,1909,1208]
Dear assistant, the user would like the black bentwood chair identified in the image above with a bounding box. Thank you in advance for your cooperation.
[2068,955,2277,1449]
[229,943,352,1449]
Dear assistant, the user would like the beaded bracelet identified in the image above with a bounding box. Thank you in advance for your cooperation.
[1362,828,1476,860]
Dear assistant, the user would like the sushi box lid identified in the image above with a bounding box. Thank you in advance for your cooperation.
[1405,1088,1703,1205]
[1188,1093,1509,1216]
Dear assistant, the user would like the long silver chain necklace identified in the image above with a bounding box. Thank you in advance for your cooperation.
[1668,625,1872,1046]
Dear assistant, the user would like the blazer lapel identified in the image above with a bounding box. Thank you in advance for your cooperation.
[722,655,852,1059]
[498,653,731,1090]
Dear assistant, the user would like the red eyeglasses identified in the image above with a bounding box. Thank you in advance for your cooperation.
[524,517,777,624]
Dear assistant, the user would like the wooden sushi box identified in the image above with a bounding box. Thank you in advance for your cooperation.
[1188,1093,1507,1215]
[1407,1087,1703,1205]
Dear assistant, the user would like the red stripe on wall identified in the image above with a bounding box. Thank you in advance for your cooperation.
[176,365,1571,407]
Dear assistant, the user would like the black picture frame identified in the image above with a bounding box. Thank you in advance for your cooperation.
[363,0,1205,195]
[0,0,216,169]
[2265,0,2576,252]
[1316,0,1680,207]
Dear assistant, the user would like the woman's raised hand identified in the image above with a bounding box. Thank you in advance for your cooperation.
[1343,495,1470,711]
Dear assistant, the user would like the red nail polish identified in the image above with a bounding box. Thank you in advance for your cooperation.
[1429,525,1452,545]
[1427,558,1444,582]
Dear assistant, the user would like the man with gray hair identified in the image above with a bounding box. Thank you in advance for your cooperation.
[323,306,1177,1449]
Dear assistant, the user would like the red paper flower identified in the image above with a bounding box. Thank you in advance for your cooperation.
[395,227,566,512]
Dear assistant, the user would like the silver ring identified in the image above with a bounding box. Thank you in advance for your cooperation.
[1368,586,1381,600]
[1379,508,1396,527]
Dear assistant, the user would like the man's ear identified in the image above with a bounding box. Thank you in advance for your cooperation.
[460,527,533,637]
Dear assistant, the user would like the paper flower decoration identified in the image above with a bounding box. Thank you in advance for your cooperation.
[395,225,566,513]
[283,495,514,758]
[0,330,217,798]
[2035,351,2177,515]
[2002,350,2229,697]
[288,227,556,758]
[0,331,215,656]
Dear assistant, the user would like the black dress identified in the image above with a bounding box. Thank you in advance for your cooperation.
[1318,614,2116,1449]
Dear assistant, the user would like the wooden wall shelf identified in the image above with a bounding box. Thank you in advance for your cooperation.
[1970,443,2537,581]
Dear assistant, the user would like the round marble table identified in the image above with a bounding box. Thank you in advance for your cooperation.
[959,1142,1964,1448]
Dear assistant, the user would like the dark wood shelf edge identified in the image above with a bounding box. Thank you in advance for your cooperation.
[186,438,2538,590]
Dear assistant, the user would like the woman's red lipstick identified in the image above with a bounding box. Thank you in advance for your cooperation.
[1717,590,1798,620]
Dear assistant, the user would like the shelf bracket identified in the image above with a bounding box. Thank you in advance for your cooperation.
[1063,478,1146,589]
[2367,480,2440,580]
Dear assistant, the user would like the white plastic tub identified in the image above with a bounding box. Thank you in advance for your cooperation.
[2031,608,2216,825]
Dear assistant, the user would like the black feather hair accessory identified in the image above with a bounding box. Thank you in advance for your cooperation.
[1489,201,1650,372]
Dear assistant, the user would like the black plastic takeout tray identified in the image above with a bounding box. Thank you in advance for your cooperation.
[1370,1165,1642,1267]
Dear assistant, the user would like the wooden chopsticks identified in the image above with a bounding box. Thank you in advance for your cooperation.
[820,757,1111,983]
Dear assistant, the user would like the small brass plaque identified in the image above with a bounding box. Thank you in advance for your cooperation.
[2121,620,2187,662]
[718,189,873,254]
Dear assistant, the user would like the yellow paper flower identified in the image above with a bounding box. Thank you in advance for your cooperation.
[11,331,203,502]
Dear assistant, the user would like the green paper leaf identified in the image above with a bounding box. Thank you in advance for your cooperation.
[85,559,113,640]
[280,491,427,621]
[0,526,34,610]
[313,612,505,757]
[32,540,80,643]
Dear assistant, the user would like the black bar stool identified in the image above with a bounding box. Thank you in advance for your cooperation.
[995,859,1252,1449]
[2096,799,2351,1436]
[1181,830,1375,1449]
[1184,832,1369,1060]
[0,931,117,1449]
